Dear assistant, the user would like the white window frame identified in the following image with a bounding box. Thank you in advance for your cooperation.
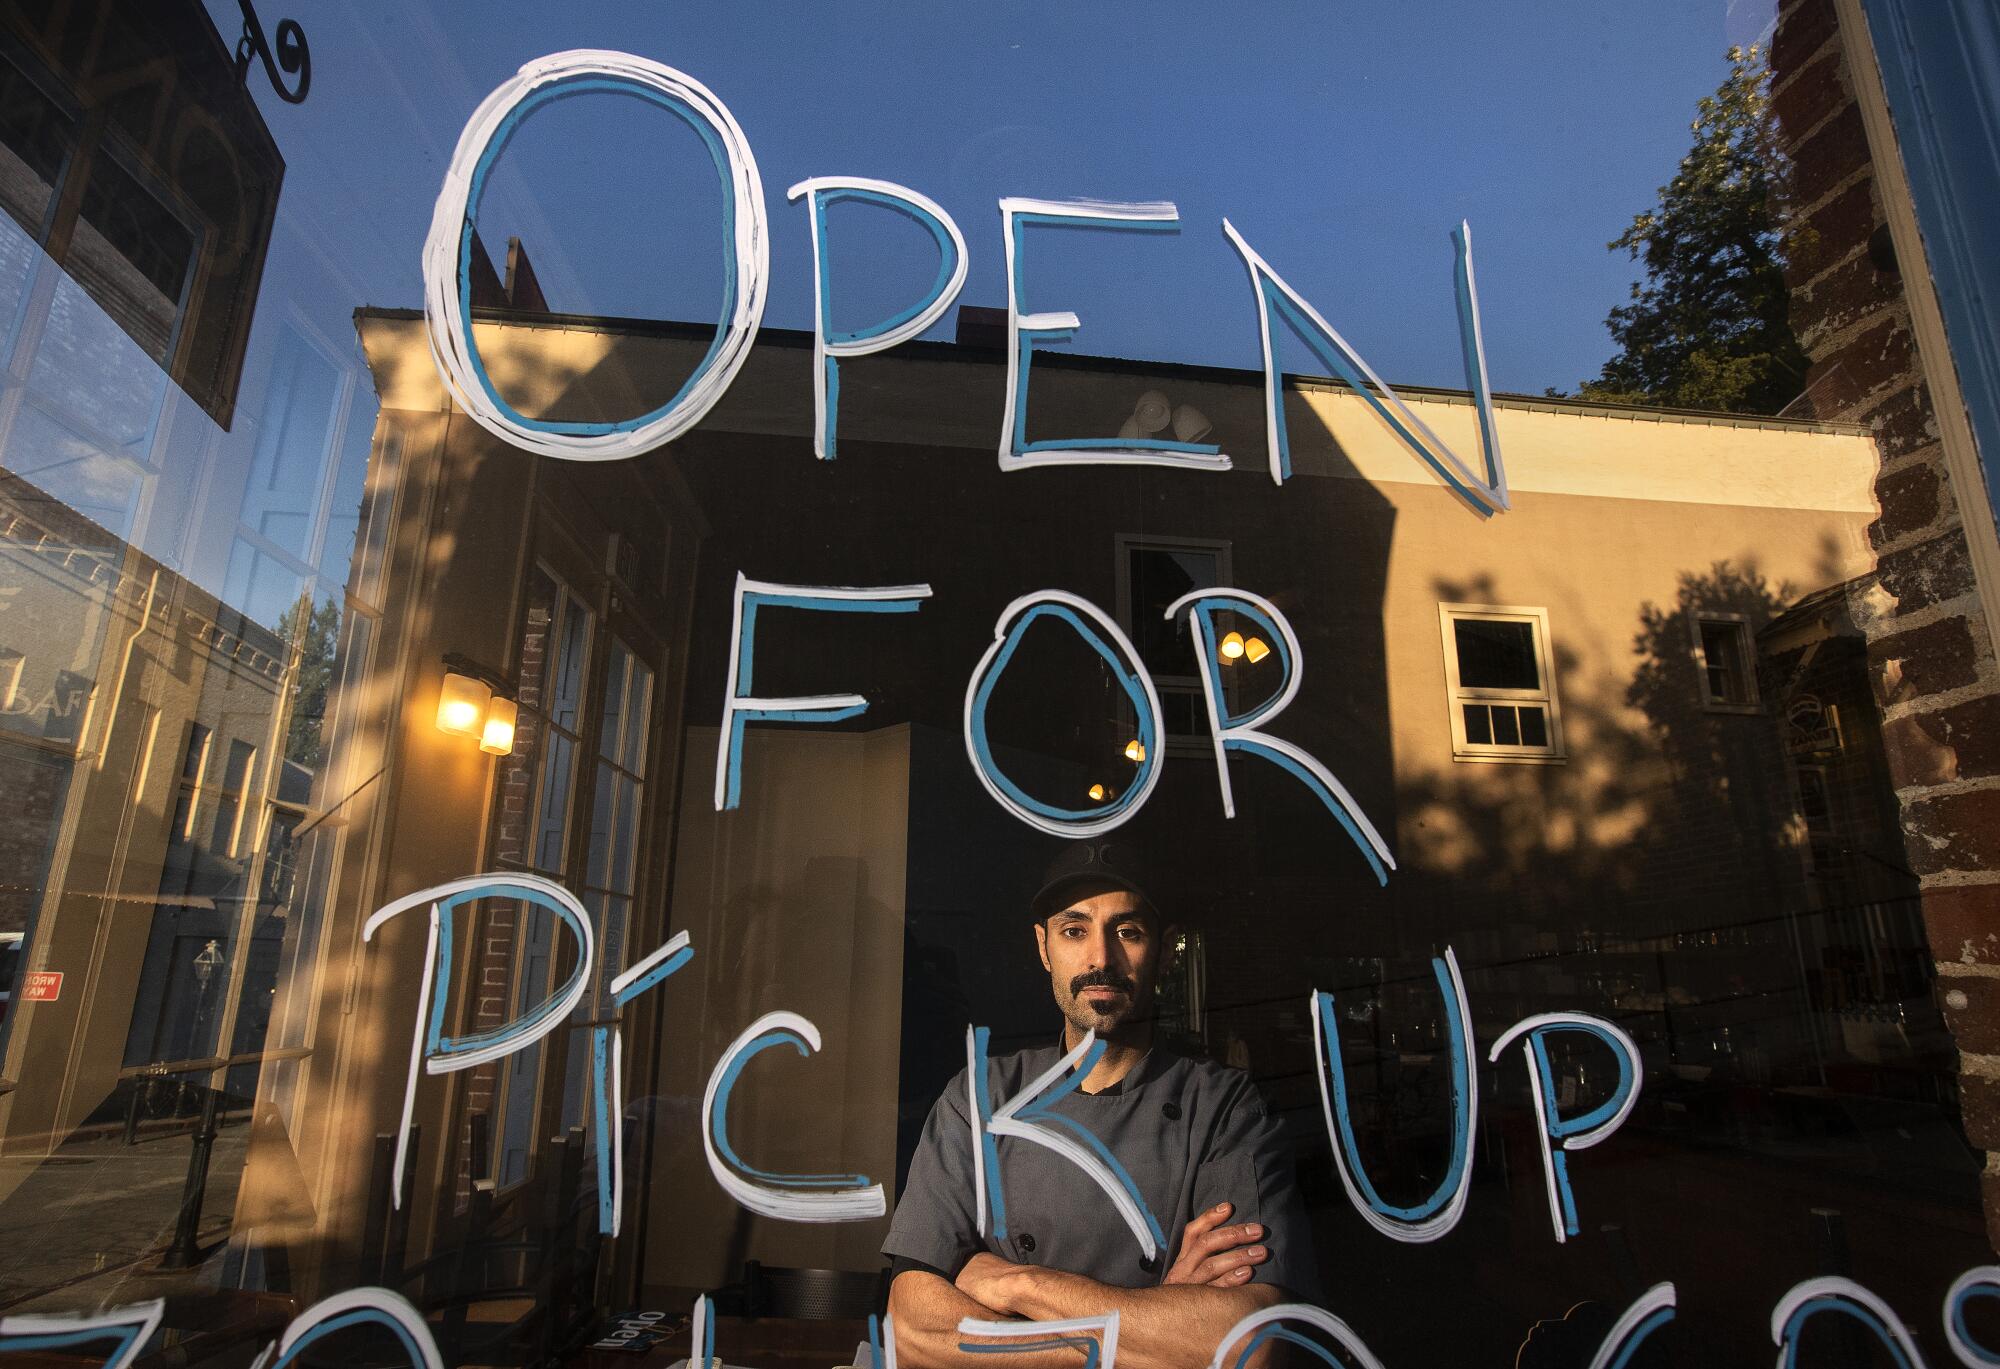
[1438,603,1565,764]
[1690,612,1761,714]
[1114,534,1234,756]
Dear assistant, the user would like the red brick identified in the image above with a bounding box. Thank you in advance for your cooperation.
[1793,104,1871,210]
[1884,713,1961,787]
[1889,694,2000,785]
[1875,532,1978,617]
[1797,254,1903,355]
[1924,883,2000,969]
[1870,460,1942,548]
[1868,381,1940,460]
[1963,1073,2000,1148]
[1902,786,2000,877]
[1979,1172,2000,1251]
[1789,179,1878,285]
[1941,976,2000,1056]
[1772,46,1849,152]
[1772,0,1838,85]
[1814,315,1916,415]
[1870,614,1979,703]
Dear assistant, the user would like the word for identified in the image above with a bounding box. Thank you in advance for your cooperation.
[717,577,1396,881]
[11,1267,2000,1369]
[420,50,1510,514]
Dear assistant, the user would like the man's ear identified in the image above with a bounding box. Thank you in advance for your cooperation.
[1033,920,1050,973]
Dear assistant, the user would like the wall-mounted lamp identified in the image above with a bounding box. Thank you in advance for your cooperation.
[1117,390,1213,445]
[436,670,491,737]
[1172,404,1212,443]
[437,654,517,756]
[1124,739,1146,763]
[1088,782,1112,803]
[480,696,519,755]
[1217,632,1271,665]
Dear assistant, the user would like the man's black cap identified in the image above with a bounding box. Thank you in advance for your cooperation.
[1030,840,1169,924]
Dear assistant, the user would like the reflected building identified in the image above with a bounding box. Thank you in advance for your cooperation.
[332,276,1954,1322]
[0,3,1987,1364]
[0,0,387,1331]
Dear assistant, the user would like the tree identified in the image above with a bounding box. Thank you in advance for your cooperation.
[275,595,343,770]
[1568,45,1809,414]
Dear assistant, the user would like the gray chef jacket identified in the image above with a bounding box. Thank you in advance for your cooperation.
[883,1043,1320,1298]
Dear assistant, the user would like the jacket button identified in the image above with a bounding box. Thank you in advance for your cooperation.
[1019,1233,1037,1253]
[1162,1102,1182,1121]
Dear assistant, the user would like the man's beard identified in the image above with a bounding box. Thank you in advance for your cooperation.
[1060,968,1146,1035]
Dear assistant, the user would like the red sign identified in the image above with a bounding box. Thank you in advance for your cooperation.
[19,971,60,1002]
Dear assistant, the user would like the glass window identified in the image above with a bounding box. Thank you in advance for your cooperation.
[1440,604,1563,761]
[0,4,1995,1363]
[1696,614,1759,709]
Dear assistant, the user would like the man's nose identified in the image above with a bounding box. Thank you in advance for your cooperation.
[1090,930,1127,970]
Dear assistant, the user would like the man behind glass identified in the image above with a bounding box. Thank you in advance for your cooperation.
[883,842,1317,1368]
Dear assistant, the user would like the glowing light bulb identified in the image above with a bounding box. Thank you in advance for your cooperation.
[435,672,491,738]
[1219,631,1246,661]
[1244,636,1271,664]
[480,696,518,755]
[1124,739,1146,763]
[1088,783,1109,802]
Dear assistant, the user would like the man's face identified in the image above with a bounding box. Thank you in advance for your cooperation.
[1033,888,1172,1041]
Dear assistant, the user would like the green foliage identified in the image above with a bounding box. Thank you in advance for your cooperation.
[276,595,343,770]
[1569,46,1809,414]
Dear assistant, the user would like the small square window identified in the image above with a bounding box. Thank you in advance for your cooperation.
[1692,615,1759,711]
[1439,604,1564,763]
[1115,535,1233,754]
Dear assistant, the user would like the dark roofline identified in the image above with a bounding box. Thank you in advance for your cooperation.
[355,304,1871,437]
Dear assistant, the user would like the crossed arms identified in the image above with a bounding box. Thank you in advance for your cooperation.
[886,1203,1286,1369]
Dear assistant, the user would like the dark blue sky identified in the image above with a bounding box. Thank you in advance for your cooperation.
[210,0,1778,397]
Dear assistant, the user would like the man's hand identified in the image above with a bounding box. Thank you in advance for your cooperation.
[1163,1202,1268,1288]
[953,1252,1032,1314]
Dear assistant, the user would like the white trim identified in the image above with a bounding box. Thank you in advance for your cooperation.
[1838,0,2000,643]
[1690,612,1762,713]
[1438,603,1565,763]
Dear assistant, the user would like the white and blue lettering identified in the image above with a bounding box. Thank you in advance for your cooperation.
[1488,1012,1643,1243]
[1773,1277,1927,1369]
[0,1301,163,1369]
[1221,217,1507,511]
[1166,588,1394,884]
[1587,1283,1676,1369]
[254,1289,444,1369]
[1945,1266,2000,1367]
[715,575,932,811]
[363,873,595,1205]
[1204,1304,1386,1369]
[967,1025,1165,1260]
[964,590,1163,837]
[1308,950,1475,1242]
[999,198,1230,473]
[959,1311,1119,1369]
[422,50,768,461]
[789,177,967,461]
[702,1011,886,1221]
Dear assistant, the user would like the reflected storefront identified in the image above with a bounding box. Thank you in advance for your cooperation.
[1,0,1998,1366]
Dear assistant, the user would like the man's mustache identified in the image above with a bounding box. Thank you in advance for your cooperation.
[1071,970,1136,997]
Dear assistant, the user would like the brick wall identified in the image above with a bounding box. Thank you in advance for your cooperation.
[1772,0,2000,1246]
[450,587,551,1200]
